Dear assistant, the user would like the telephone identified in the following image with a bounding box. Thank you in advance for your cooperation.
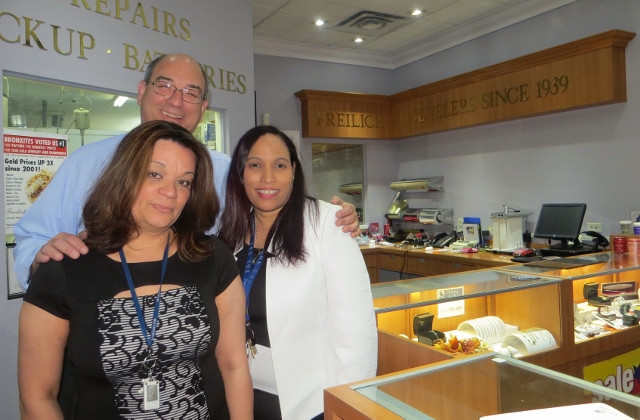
[581,230,609,251]
[431,231,457,248]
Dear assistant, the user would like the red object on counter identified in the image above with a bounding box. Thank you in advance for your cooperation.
[613,236,628,254]
[369,223,379,235]
[627,237,640,255]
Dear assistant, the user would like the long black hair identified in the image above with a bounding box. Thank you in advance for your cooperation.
[218,125,318,266]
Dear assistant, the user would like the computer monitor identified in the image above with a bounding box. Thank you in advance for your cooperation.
[534,203,587,250]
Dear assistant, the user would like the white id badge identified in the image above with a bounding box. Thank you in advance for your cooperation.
[142,379,160,411]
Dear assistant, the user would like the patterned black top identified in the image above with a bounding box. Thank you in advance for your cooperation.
[24,236,239,419]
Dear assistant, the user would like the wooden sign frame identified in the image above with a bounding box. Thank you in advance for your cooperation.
[295,30,635,140]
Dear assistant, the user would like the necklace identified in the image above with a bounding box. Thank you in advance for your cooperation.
[252,247,263,264]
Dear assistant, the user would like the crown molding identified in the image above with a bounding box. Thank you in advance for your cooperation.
[253,0,578,69]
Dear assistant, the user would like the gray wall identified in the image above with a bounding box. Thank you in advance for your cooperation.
[0,0,254,416]
[254,55,397,228]
[254,0,640,240]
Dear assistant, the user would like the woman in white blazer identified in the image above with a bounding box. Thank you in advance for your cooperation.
[219,125,377,420]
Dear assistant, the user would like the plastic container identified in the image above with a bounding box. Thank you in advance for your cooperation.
[613,236,628,254]
[621,221,632,235]
[633,222,640,235]
[627,237,640,255]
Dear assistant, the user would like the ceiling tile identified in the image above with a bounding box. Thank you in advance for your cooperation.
[426,0,505,25]
[385,19,448,41]
[255,19,297,35]
[314,3,361,25]
[357,37,406,54]
[253,4,277,21]
[254,29,286,40]
[253,0,291,7]
[269,9,310,25]
[281,0,329,15]
[277,24,320,43]
[251,0,578,68]
[307,28,355,46]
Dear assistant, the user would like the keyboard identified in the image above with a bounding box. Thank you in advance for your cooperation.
[511,256,544,263]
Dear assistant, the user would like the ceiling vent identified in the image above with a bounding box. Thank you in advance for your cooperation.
[333,11,408,37]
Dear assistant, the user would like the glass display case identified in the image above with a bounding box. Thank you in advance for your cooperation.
[499,252,640,341]
[325,352,640,420]
[371,251,640,384]
[372,269,563,358]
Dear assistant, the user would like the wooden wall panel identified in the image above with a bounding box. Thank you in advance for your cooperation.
[295,30,634,140]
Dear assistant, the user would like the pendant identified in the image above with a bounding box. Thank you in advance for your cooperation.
[247,337,258,359]
[246,324,258,359]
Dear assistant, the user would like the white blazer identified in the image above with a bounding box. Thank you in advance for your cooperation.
[238,200,378,420]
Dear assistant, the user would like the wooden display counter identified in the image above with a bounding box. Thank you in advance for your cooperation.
[369,252,640,385]
[499,252,640,379]
[326,352,640,420]
[360,245,514,283]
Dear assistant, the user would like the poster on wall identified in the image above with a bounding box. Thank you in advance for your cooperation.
[3,129,68,244]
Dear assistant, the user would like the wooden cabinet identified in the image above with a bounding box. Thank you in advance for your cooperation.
[377,252,405,271]
[437,259,478,274]
[362,253,378,284]
[406,255,438,276]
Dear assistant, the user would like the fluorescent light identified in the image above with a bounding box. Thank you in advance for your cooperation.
[315,19,324,26]
[412,9,423,16]
[354,37,363,43]
[113,96,128,107]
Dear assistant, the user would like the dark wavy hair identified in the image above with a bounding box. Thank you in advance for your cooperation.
[83,120,218,261]
[218,125,318,266]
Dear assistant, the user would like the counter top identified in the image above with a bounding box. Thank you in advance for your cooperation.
[359,244,514,265]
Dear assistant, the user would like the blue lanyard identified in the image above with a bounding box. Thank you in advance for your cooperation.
[242,217,265,322]
[119,236,170,350]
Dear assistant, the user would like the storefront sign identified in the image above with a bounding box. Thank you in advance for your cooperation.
[3,129,67,243]
[295,90,393,139]
[0,1,247,94]
[296,30,635,139]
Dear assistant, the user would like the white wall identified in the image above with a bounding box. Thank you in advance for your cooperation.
[0,0,254,416]
[254,0,640,241]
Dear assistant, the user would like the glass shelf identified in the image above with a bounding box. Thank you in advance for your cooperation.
[352,352,640,419]
[372,269,561,314]
[499,252,640,280]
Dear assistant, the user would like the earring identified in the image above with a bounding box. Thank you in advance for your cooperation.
[292,175,295,180]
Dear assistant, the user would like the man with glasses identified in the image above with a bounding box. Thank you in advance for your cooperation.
[13,53,359,288]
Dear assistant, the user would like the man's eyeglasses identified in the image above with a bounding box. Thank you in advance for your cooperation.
[148,81,206,104]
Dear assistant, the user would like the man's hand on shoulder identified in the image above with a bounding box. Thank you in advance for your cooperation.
[330,196,361,238]
[30,232,89,276]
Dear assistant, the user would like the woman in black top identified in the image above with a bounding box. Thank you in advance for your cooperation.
[18,121,252,419]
